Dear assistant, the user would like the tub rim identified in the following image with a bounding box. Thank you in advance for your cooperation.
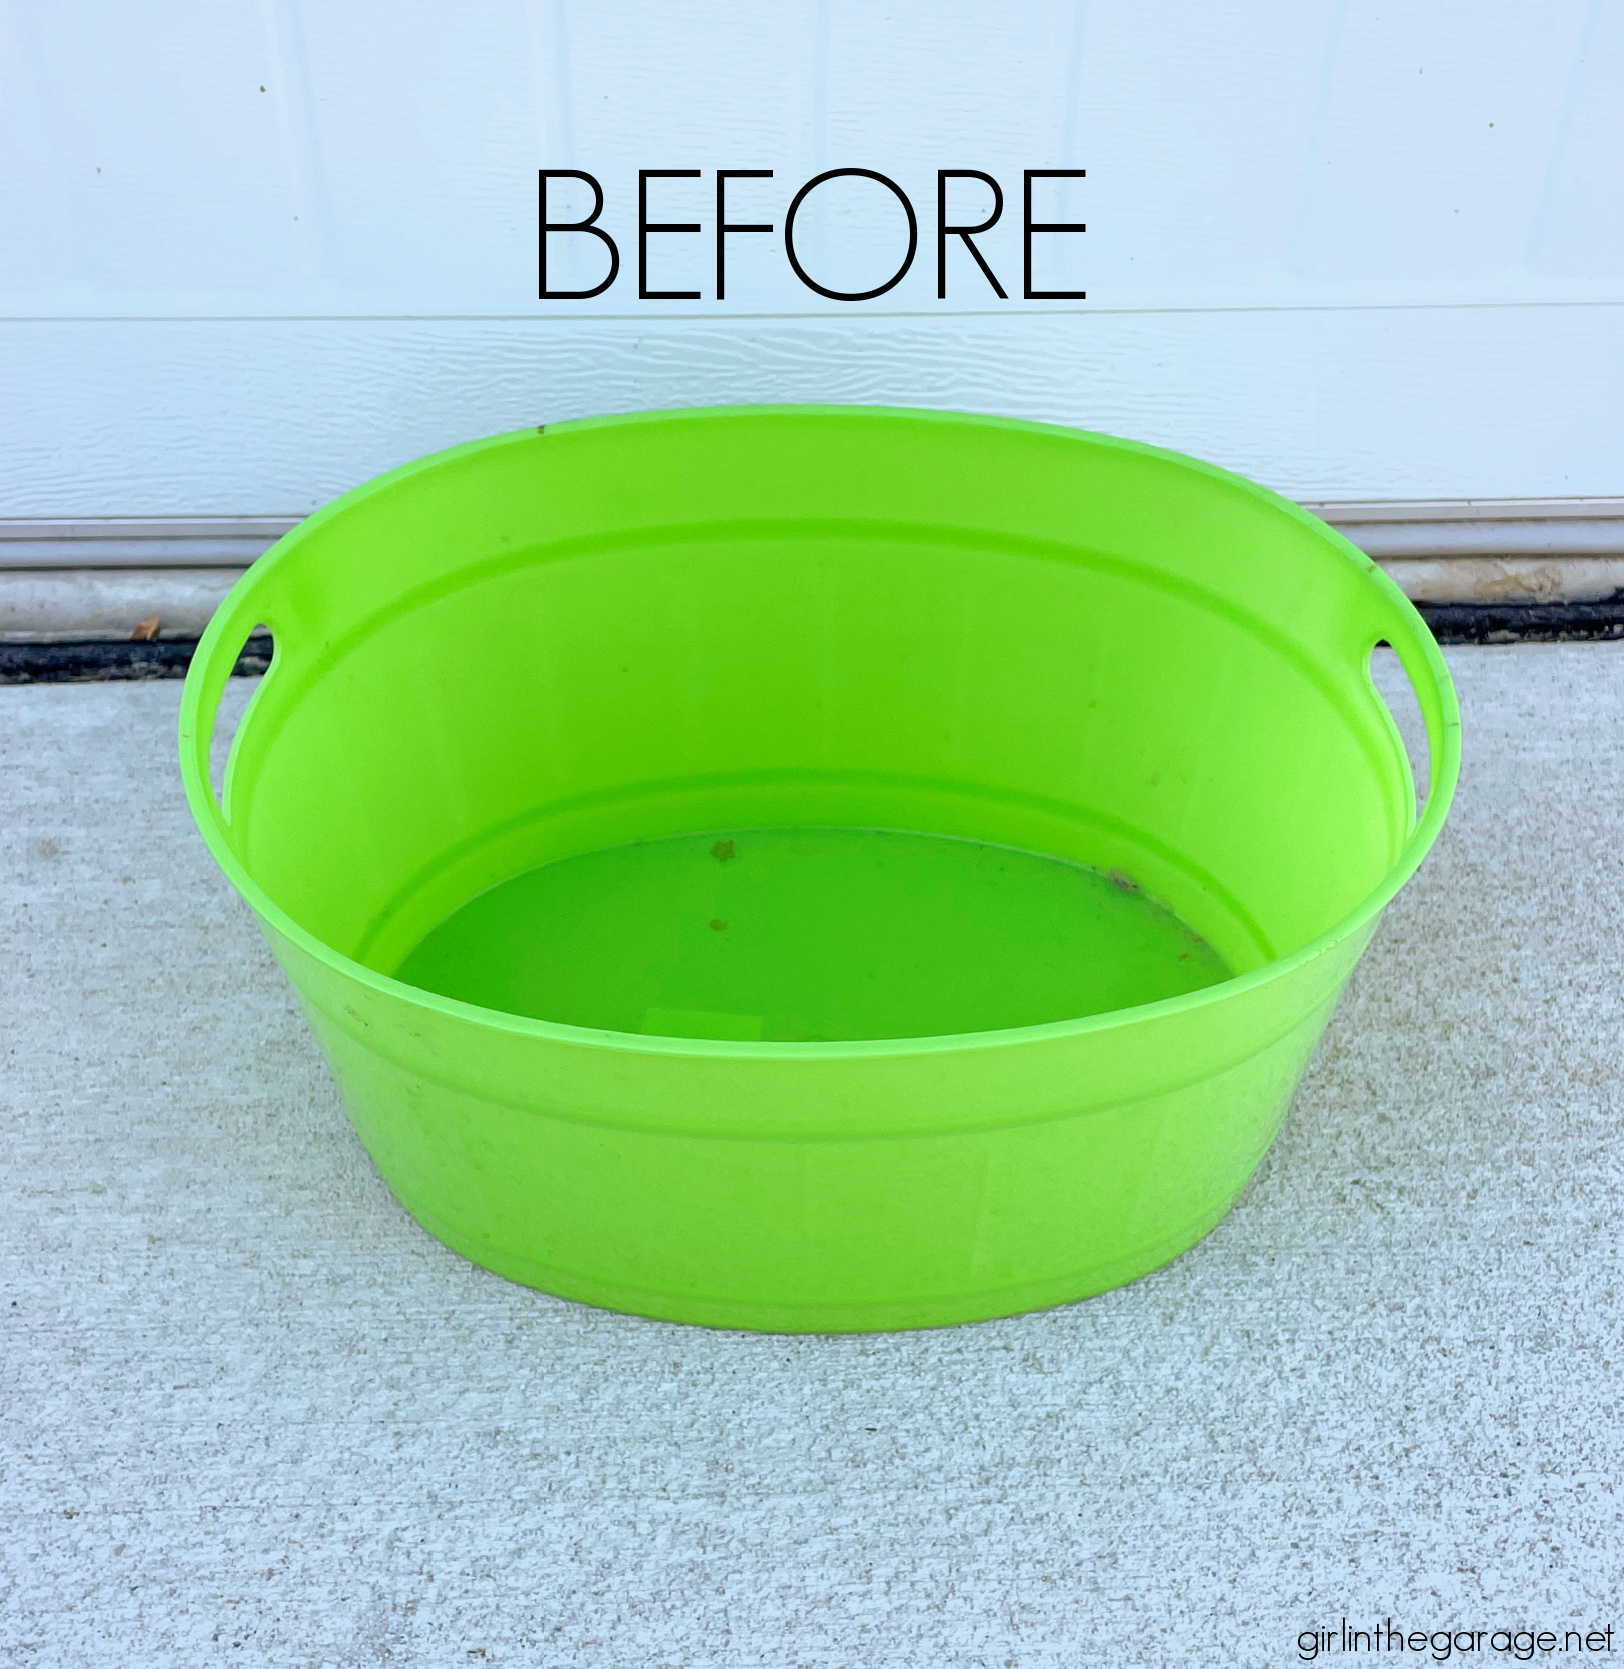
[178,403,1461,1063]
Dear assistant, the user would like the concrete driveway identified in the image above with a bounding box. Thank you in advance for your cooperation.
[3,644,1620,1666]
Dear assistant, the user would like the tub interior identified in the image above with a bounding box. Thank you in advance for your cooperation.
[216,413,1416,1039]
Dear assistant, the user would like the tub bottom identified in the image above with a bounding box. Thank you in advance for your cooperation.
[393,824,1229,1041]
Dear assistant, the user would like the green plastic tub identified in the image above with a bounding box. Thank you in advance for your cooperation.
[180,406,1460,1332]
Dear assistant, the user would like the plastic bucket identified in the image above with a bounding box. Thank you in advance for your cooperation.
[180,406,1460,1332]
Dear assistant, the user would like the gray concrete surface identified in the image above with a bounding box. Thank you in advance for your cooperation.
[3,645,1621,1668]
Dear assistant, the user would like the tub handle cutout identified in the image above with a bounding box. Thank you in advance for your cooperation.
[1367,640,1431,822]
[179,603,279,839]
[1355,599,1461,872]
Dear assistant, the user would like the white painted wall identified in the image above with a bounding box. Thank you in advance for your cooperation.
[2,1,1621,515]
